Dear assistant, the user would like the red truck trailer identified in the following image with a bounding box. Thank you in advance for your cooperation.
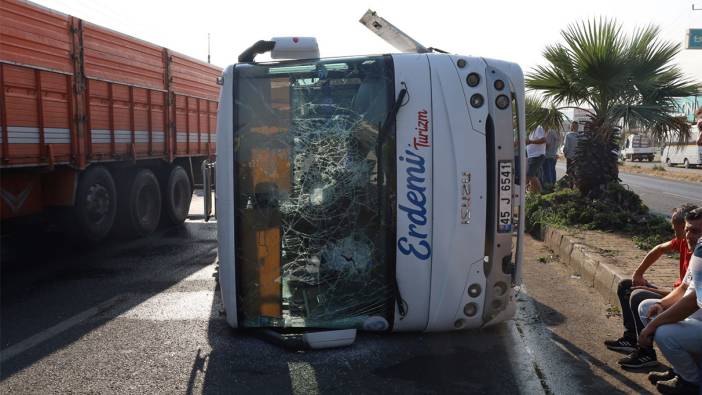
[0,0,221,241]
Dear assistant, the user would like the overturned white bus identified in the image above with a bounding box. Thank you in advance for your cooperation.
[206,11,526,347]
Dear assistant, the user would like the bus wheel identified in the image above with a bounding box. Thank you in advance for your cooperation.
[73,166,117,242]
[162,165,192,225]
[117,169,162,237]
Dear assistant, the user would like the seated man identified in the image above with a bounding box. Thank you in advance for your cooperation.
[638,210,702,394]
[604,204,697,368]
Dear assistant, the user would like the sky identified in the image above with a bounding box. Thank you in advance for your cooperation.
[31,0,702,82]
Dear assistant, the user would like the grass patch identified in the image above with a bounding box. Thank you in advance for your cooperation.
[606,305,621,318]
[651,164,666,172]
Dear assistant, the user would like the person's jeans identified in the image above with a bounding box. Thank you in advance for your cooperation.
[617,279,660,337]
[639,299,702,384]
[541,157,557,186]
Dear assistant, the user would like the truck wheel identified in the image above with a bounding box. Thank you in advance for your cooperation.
[666,158,672,167]
[73,166,117,242]
[684,159,690,169]
[162,165,192,225]
[117,169,162,237]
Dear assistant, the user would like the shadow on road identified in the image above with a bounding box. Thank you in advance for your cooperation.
[191,285,641,393]
[0,219,217,381]
[522,296,654,394]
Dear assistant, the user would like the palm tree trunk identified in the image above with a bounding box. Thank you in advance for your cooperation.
[573,121,620,196]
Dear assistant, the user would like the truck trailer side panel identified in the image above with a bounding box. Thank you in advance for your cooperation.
[0,0,220,233]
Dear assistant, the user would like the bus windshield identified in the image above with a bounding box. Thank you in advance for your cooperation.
[233,56,397,329]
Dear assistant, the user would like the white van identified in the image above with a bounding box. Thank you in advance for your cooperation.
[661,128,702,168]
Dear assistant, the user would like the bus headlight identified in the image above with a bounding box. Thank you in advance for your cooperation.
[470,94,484,108]
[466,73,480,87]
[467,284,482,298]
[463,303,478,317]
[495,95,510,110]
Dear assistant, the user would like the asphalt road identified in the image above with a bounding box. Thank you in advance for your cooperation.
[555,163,702,215]
[0,195,662,394]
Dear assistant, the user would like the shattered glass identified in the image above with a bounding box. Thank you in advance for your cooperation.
[233,56,396,329]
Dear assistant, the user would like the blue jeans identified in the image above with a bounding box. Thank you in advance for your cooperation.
[639,299,702,384]
[541,157,557,186]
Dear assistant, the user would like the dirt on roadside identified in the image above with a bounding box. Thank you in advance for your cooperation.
[618,162,702,184]
[561,229,679,290]
[523,235,665,394]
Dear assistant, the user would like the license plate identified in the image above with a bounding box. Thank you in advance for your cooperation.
[497,161,513,233]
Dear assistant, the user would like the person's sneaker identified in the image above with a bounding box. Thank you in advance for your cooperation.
[656,375,700,394]
[604,336,637,353]
[618,348,658,368]
[648,369,676,385]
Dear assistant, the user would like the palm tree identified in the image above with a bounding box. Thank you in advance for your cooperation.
[525,95,568,133]
[526,18,700,195]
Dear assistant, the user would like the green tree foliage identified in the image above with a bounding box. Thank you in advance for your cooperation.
[525,182,673,250]
[526,19,700,195]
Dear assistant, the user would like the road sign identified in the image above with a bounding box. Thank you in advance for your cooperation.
[688,29,702,49]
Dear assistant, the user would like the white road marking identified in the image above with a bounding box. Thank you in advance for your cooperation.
[288,362,320,395]
[662,191,700,200]
[0,295,126,364]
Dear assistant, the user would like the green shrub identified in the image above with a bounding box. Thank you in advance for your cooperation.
[525,182,672,248]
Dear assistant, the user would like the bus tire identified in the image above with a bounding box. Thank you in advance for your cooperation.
[73,166,117,242]
[162,165,192,225]
[117,169,162,237]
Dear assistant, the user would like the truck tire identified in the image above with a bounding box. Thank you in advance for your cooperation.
[684,158,690,169]
[73,166,117,242]
[162,165,192,225]
[666,158,672,167]
[117,169,162,237]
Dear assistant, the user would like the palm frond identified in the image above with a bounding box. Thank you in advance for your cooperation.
[525,95,568,133]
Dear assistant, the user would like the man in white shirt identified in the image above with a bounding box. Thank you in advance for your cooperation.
[562,121,579,182]
[637,208,702,394]
[526,125,547,193]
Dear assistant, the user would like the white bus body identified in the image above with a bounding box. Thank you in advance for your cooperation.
[213,53,526,333]
[662,129,702,168]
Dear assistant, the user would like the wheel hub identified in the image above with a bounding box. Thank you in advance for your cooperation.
[86,184,110,223]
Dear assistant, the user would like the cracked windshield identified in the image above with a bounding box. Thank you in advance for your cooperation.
[233,57,396,328]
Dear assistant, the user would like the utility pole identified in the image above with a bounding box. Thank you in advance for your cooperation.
[207,33,211,64]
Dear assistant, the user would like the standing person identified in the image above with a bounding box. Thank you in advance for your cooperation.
[541,129,559,187]
[562,121,579,182]
[526,125,547,193]
[604,204,697,368]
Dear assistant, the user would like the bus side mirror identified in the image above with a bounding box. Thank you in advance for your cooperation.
[202,160,215,221]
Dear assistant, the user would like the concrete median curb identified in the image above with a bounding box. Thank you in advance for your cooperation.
[543,226,624,306]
